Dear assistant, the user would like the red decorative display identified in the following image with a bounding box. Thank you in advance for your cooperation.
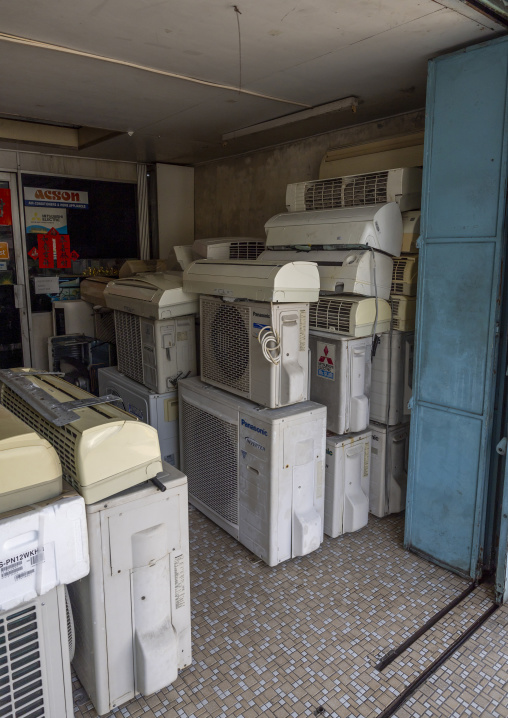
[37,234,54,268]
[56,233,71,269]
[28,246,39,260]
[70,250,79,261]
[0,188,12,226]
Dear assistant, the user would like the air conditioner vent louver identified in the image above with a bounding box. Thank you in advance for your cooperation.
[182,399,238,526]
[228,241,265,260]
[390,297,401,329]
[391,256,418,296]
[94,309,116,345]
[310,298,353,334]
[302,171,390,210]
[114,311,143,385]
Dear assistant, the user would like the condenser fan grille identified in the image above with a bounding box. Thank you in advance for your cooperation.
[201,298,250,393]
[114,311,143,384]
[309,298,353,335]
[182,399,238,526]
[302,171,389,210]
[94,308,116,344]
[228,241,265,260]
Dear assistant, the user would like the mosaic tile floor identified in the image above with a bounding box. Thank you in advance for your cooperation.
[73,508,508,718]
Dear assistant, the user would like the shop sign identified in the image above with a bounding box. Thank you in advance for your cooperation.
[25,207,67,233]
[24,187,88,209]
[0,242,9,260]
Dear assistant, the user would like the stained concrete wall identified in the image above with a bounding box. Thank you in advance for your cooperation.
[194,110,425,239]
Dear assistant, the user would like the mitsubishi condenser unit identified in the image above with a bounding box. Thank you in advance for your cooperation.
[258,247,393,299]
[104,271,198,320]
[309,331,371,435]
[200,295,309,408]
[0,369,163,503]
[324,430,371,538]
[370,330,414,425]
[401,210,421,253]
[265,203,403,257]
[390,295,416,331]
[391,255,418,296]
[369,421,409,517]
[52,299,95,337]
[0,586,74,717]
[286,168,422,213]
[180,377,326,566]
[309,295,391,338]
[69,466,191,716]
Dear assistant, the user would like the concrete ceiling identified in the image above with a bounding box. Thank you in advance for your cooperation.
[0,0,504,165]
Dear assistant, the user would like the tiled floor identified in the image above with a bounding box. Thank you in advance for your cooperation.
[73,509,508,718]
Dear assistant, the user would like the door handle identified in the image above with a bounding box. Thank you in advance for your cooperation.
[496,437,507,456]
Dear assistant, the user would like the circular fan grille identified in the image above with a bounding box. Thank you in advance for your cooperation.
[210,303,249,383]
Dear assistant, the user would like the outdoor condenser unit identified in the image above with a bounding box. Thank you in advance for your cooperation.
[369,421,410,517]
[390,295,416,331]
[179,377,326,566]
[370,330,413,425]
[309,295,391,338]
[80,275,116,344]
[52,299,95,338]
[401,210,421,253]
[391,255,418,296]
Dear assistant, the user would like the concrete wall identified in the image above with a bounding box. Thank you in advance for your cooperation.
[194,110,425,239]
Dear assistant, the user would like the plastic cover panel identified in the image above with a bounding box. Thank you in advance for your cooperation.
[228,241,265,260]
[302,172,389,210]
[182,399,239,526]
[310,298,352,334]
[201,298,250,394]
[115,311,143,385]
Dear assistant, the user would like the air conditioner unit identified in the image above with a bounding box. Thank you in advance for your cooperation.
[309,295,391,338]
[258,247,393,299]
[324,430,371,538]
[265,203,403,257]
[80,276,117,343]
[98,366,180,468]
[401,210,420,253]
[179,377,326,566]
[52,299,95,337]
[48,334,114,394]
[370,330,414,425]
[286,168,422,213]
[118,258,170,278]
[309,331,371,435]
[390,295,416,331]
[114,311,197,393]
[68,466,191,716]
[0,369,163,503]
[183,259,320,303]
[104,272,198,320]
[193,237,266,260]
[0,586,74,717]
[403,332,415,416]
[391,255,418,296]
[0,404,62,512]
[200,295,309,408]
[368,421,410,517]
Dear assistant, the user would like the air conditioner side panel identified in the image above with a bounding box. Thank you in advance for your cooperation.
[40,585,74,718]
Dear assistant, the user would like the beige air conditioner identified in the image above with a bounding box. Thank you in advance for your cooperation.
[286,168,422,213]
[391,255,418,296]
[104,272,198,320]
[118,259,170,278]
[80,276,116,344]
[309,296,391,338]
[193,237,266,260]
[390,295,416,331]
[0,370,162,503]
[401,210,420,253]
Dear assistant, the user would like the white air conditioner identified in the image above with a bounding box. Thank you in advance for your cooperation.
[0,586,74,717]
[309,331,372,435]
[68,466,191,716]
[286,168,422,213]
[98,366,180,468]
[104,272,198,320]
[0,369,162,503]
[390,295,416,331]
[370,331,414,425]
[369,421,409,517]
[183,259,320,303]
[0,404,62,512]
[258,247,393,300]
[401,210,421,253]
[265,203,403,257]
[324,430,371,538]
[114,311,197,393]
[80,276,117,343]
[391,255,418,296]
[52,299,95,337]
[200,295,309,408]
[179,377,326,566]
[193,237,266,260]
[79,276,111,307]
[309,295,391,338]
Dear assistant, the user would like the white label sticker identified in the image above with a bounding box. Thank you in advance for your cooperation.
[316,341,335,381]
[173,553,186,609]
[0,547,46,588]
[363,443,370,478]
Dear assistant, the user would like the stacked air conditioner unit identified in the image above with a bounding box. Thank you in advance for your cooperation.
[370,331,414,426]
[80,275,116,344]
[391,255,418,296]
[390,295,416,332]
[52,299,95,337]
[368,422,410,517]
[174,237,266,271]
[309,296,391,338]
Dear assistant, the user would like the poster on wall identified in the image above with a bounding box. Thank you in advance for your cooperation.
[0,188,12,226]
[25,207,67,234]
[24,187,88,210]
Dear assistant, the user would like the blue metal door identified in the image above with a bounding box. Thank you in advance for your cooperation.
[405,36,508,579]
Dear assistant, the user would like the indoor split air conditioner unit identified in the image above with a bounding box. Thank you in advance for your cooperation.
[52,299,95,337]
[69,466,191,717]
[309,295,391,338]
[258,247,393,300]
[369,421,410,517]
[193,237,266,261]
[390,295,416,331]
[391,255,418,296]
[309,331,372,435]
[401,211,421,253]
[80,275,116,344]
[118,258,170,278]
[179,377,326,566]
[0,369,163,503]
[265,203,403,257]
[285,167,422,213]
[370,331,414,426]
[324,430,371,538]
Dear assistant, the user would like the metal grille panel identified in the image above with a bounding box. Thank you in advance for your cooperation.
[182,400,238,526]
[301,171,389,211]
[391,256,418,295]
[94,309,116,344]
[309,298,353,335]
[200,297,251,394]
[228,241,265,260]
[114,311,143,384]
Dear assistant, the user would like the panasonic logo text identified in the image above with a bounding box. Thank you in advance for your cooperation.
[241,419,268,436]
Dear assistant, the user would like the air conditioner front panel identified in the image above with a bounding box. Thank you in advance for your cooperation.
[391,255,418,296]
[368,421,409,517]
[309,295,391,338]
[104,272,198,319]
[193,237,265,261]
[390,295,416,331]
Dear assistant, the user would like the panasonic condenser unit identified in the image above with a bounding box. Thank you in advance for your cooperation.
[200,295,309,408]
[114,311,197,393]
[391,255,418,296]
[104,272,198,320]
[309,331,371,435]
[309,295,391,338]
[0,369,162,503]
[390,295,416,331]
[265,203,403,257]
[286,168,422,213]
[258,247,393,299]
[324,430,371,538]
[370,330,414,425]
[69,466,191,716]
[179,377,326,566]
[369,421,409,517]
[401,211,420,253]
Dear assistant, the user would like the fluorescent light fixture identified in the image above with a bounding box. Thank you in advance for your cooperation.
[222,96,358,141]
